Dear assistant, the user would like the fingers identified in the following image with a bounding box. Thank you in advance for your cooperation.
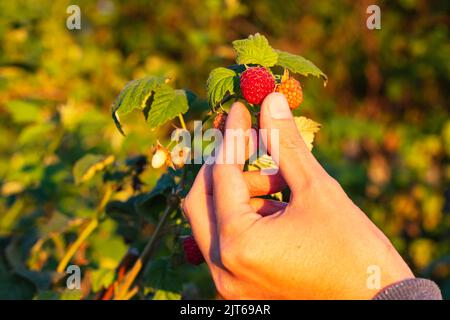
[259,93,325,197]
[243,170,286,197]
[213,102,260,237]
[184,164,286,261]
[250,198,287,216]
[182,165,217,263]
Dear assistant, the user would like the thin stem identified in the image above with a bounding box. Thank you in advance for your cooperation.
[113,198,179,299]
[56,184,112,273]
[213,93,235,112]
[178,113,187,130]
[56,218,98,273]
[140,201,176,263]
[96,183,113,218]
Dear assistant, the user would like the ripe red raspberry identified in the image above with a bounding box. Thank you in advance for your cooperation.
[183,235,204,265]
[240,67,275,105]
[275,76,303,109]
[212,111,227,133]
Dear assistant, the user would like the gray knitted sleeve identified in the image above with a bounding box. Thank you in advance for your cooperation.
[373,278,442,300]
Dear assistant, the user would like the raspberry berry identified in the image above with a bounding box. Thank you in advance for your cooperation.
[212,111,227,133]
[240,67,275,105]
[275,71,303,109]
[183,235,204,265]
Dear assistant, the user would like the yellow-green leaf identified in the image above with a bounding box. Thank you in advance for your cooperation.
[294,116,321,151]
[73,154,115,185]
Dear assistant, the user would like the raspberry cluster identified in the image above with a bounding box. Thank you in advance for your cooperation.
[239,67,303,109]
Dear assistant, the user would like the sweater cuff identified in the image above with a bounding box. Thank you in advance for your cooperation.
[373,278,442,300]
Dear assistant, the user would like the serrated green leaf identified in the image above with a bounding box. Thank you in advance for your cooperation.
[146,84,189,129]
[232,33,278,67]
[206,67,237,107]
[73,154,115,185]
[276,50,328,85]
[111,76,165,134]
[112,76,165,116]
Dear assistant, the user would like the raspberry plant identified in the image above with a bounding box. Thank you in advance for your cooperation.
[69,33,326,299]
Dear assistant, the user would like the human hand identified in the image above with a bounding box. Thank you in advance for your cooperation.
[182,92,414,299]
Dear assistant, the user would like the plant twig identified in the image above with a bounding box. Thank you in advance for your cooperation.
[56,184,113,273]
[178,113,187,130]
[113,195,179,299]
[56,218,98,273]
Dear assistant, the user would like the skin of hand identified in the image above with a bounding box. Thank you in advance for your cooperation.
[182,92,414,299]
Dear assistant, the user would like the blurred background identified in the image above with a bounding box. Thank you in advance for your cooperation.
[0,0,449,299]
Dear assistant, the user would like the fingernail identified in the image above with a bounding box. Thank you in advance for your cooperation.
[268,93,292,119]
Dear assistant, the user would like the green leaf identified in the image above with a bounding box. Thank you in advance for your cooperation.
[106,199,140,241]
[112,76,165,116]
[146,84,189,129]
[206,67,238,107]
[0,247,35,299]
[135,173,175,219]
[153,290,181,300]
[59,289,83,300]
[5,238,63,291]
[144,257,182,293]
[73,154,115,185]
[232,33,278,67]
[91,269,115,292]
[276,50,328,84]
[90,220,128,269]
[5,100,39,123]
[111,76,165,134]
[18,123,54,146]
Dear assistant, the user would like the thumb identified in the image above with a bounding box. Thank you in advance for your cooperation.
[259,92,321,196]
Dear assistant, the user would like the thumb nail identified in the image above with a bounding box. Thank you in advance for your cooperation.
[267,93,292,119]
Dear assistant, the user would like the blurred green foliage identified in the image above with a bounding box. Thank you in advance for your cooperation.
[0,0,449,299]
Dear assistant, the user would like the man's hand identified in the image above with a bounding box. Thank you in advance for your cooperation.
[182,92,414,299]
